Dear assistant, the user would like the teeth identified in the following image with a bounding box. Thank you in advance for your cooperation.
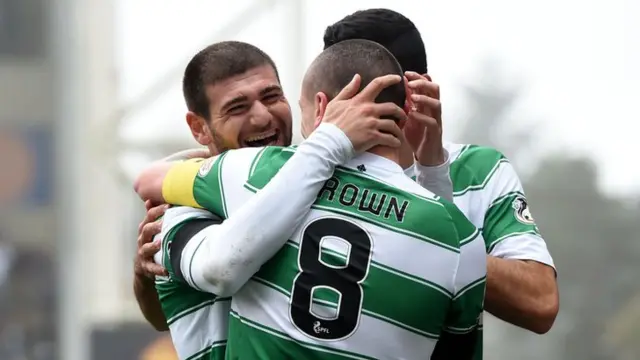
[246,130,276,142]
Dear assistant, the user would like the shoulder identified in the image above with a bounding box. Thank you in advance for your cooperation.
[244,145,298,191]
[447,143,517,195]
[449,143,508,170]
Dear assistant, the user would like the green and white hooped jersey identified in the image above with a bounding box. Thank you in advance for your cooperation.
[163,146,487,360]
[429,142,555,360]
[153,207,230,360]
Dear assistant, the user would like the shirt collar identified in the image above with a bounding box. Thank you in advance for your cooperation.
[343,152,404,174]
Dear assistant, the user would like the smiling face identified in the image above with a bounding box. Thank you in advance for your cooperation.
[187,64,293,153]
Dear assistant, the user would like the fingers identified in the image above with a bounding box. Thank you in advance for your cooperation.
[405,71,440,99]
[144,263,168,277]
[373,132,402,149]
[139,239,161,258]
[368,103,407,123]
[140,248,167,276]
[142,221,162,243]
[333,74,362,101]
[139,204,168,233]
[410,94,442,124]
[137,232,167,277]
[356,75,403,102]
[147,204,168,222]
[374,120,404,147]
[409,111,440,134]
[137,238,167,277]
[137,220,162,248]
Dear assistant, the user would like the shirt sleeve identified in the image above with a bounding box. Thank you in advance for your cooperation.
[171,123,356,296]
[155,206,220,283]
[481,156,555,269]
[161,146,263,215]
[409,148,454,202]
[440,200,486,335]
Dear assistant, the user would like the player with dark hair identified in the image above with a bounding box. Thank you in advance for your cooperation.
[324,8,559,359]
[323,9,428,75]
[181,41,290,152]
[137,39,485,360]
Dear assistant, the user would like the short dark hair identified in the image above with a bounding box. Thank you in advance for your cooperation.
[182,41,279,119]
[304,39,405,118]
[323,9,427,74]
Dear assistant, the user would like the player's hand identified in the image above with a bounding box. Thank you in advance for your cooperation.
[134,201,168,279]
[322,74,406,153]
[403,71,445,166]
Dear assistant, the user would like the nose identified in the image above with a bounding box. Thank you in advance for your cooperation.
[249,102,273,128]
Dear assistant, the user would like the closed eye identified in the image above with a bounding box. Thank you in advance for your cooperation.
[228,104,248,115]
[262,94,281,104]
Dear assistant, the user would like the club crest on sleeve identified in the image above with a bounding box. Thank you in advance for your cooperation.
[198,158,215,177]
[512,195,535,225]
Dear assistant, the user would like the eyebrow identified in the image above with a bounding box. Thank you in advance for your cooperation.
[221,85,283,113]
[259,85,283,96]
[221,95,248,113]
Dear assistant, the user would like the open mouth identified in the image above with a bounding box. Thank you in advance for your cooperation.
[244,129,280,147]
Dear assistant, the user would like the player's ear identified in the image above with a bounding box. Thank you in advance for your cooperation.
[186,111,212,146]
[313,92,329,129]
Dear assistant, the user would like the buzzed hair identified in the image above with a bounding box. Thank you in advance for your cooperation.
[183,41,280,119]
[303,39,406,116]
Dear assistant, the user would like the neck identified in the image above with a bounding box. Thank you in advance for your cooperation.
[367,146,401,165]
[398,140,414,170]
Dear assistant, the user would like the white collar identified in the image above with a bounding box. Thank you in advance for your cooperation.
[343,152,404,174]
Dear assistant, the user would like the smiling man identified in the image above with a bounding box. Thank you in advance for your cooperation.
[181,43,292,152]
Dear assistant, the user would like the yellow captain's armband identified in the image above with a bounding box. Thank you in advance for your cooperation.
[161,158,206,209]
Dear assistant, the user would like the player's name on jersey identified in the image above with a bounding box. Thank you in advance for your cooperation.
[316,171,409,223]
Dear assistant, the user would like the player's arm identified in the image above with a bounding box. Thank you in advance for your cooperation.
[432,201,486,360]
[133,148,209,204]
[482,155,558,334]
[166,124,356,296]
[133,267,168,331]
[133,204,169,331]
[404,148,453,201]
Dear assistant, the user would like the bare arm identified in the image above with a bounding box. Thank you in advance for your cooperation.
[133,273,168,331]
[455,146,558,334]
[133,148,210,203]
[485,256,558,334]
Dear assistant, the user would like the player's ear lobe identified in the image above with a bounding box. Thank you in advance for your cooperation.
[186,111,212,146]
[313,92,329,129]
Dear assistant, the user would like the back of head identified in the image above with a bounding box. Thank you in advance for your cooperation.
[182,41,279,119]
[303,39,405,119]
[323,8,427,74]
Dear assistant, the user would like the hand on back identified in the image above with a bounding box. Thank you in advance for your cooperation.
[134,200,169,278]
[321,74,406,153]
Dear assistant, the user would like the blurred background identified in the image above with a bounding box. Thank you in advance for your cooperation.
[0,0,638,359]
